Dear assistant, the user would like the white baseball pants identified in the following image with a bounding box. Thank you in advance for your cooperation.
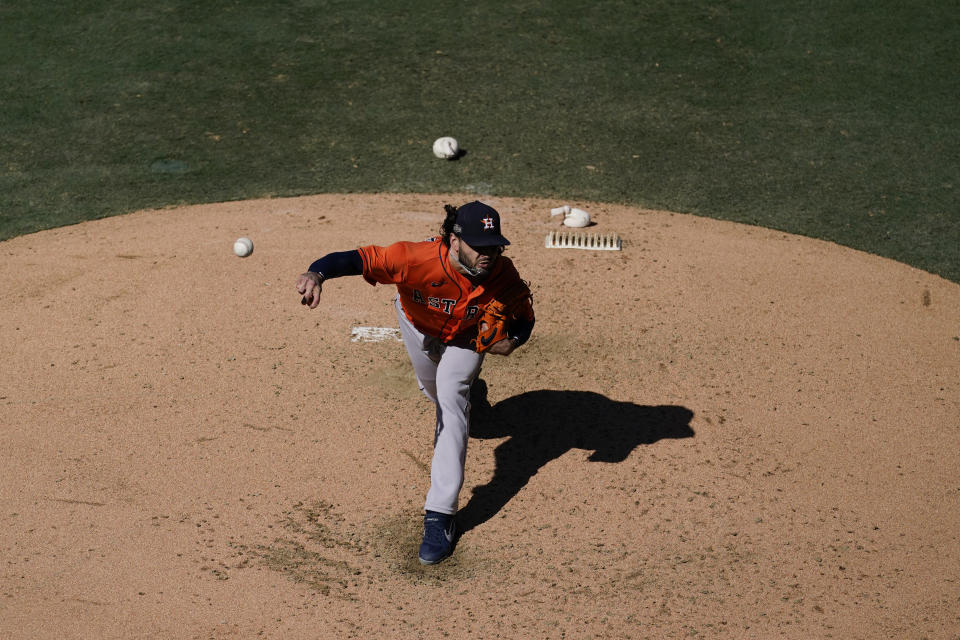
[395,296,484,515]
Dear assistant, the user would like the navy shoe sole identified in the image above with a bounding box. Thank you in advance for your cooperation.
[418,550,452,565]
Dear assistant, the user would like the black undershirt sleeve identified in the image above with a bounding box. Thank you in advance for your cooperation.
[308,250,363,279]
[508,316,535,346]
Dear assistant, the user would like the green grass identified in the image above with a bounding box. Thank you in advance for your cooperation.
[1,0,957,281]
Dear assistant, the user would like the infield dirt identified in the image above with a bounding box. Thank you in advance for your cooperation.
[2,194,958,639]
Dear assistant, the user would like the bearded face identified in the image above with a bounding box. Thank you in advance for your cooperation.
[449,235,502,278]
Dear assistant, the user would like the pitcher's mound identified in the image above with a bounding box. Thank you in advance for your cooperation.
[2,193,958,639]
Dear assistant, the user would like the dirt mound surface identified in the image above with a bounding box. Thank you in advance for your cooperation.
[2,194,958,639]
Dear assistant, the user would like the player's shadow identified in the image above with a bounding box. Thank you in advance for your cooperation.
[458,380,695,534]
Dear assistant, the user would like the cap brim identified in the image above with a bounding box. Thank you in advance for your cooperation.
[461,235,510,247]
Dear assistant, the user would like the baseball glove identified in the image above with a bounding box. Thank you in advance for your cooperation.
[473,279,532,352]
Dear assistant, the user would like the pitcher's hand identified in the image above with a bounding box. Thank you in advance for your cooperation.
[485,336,519,356]
[296,272,324,309]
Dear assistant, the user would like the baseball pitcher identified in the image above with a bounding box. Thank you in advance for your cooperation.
[296,201,535,564]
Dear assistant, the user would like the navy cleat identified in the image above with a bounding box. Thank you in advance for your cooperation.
[418,511,457,565]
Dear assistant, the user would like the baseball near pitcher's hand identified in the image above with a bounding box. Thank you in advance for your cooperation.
[296,272,324,309]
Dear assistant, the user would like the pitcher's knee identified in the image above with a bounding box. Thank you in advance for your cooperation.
[435,378,469,406]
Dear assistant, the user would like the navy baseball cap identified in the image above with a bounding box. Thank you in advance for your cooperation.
[452,201,511,247]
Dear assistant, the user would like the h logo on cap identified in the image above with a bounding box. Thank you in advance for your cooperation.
[481,216,495,230]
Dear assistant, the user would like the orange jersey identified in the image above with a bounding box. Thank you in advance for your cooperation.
[358,238,534,343]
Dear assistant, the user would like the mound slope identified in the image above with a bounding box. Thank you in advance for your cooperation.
[2,194,958,639]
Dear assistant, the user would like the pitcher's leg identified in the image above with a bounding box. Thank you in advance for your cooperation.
[424,345,484,514]
[395,296,449,492]
[395,296,440,404]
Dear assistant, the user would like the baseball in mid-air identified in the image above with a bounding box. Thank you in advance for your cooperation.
[432,136,459,159]
[233,237,254,257]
